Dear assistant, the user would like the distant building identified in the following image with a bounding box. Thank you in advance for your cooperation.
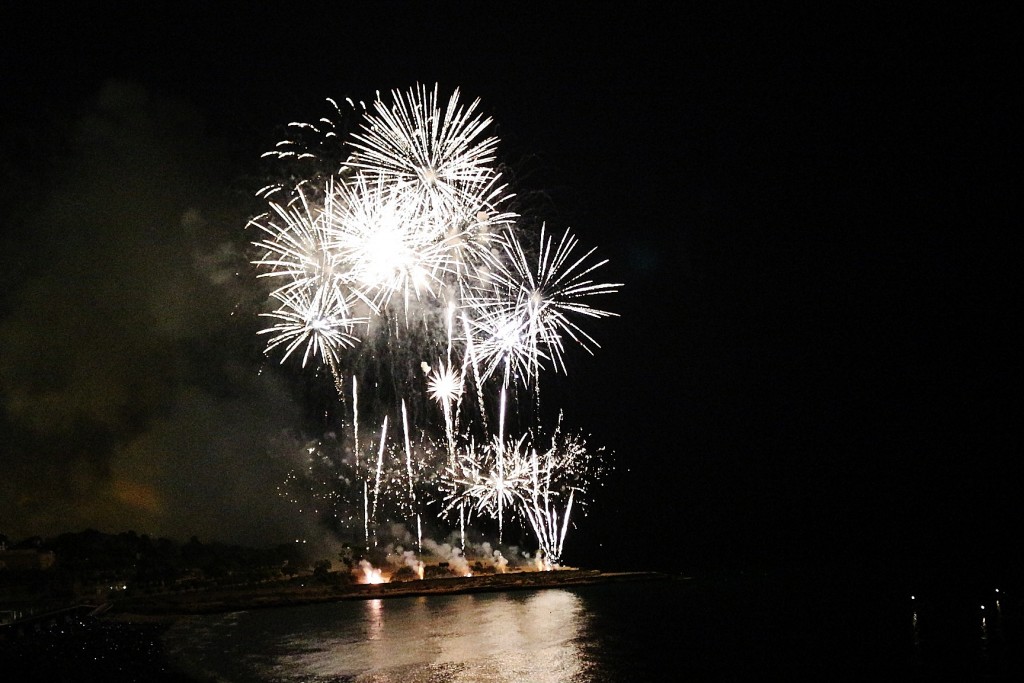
[0,549,56,571]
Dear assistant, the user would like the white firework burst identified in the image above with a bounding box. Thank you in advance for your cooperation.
[348,84,513,228]
[327,175,449,314]
[251,84,619,560]
[445,433,532,520]
[258,285,365,367]
[250,185,348,300]
[257,97,369,200]
[515,418,605,565]
[466,224,620,386]
[462,300,544,387]
[426,360,464,407]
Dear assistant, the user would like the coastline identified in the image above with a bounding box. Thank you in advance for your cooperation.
[3,569,679,681]
[108,568,679,619]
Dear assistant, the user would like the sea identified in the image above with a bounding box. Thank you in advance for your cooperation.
[162,566,1022,682]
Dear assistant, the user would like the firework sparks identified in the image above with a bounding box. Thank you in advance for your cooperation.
[471,224,621,386]
[257,285,364,368]
[253,84,617,565]
[518,423,604,566]
[426,360,464,407]
[455,435,531,522]
[348,84,511,226]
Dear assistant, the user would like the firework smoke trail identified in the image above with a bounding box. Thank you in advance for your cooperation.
[352,376,359,467]
[461,312,490,434]
[459,504,466,552]
[352,376,372,548]
[402,400,414,506]
[253,84,617,562]
[433,302,463,462]
[426,317,472,550]
[399,399,422,553]
[363,479,369,549]
[497,387,506,542]
[371,417,388,547]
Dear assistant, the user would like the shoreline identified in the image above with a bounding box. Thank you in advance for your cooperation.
[0,569,680,682]
[107,568,679,619]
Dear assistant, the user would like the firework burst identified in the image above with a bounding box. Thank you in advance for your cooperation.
[426,360,465,407]
[257,285,364,368]
[349,84,511,227]
[251,84,618,565]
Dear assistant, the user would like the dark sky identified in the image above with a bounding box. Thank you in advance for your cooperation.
[1,4,1018,576]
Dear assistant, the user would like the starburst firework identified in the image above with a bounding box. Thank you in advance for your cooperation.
[252,84,618,565]
[349,84,510,226]
[427,361,464,407]
[489,224,620,380]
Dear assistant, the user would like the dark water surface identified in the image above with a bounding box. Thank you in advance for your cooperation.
[164,570,1022,681]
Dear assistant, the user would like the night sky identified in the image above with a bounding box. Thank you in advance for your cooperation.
[1,5,1018,578]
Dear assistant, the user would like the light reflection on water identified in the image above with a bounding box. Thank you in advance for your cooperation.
[164,576,1022,680]
[168,589,590,682]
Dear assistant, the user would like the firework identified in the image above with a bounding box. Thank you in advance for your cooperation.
[518,421,605,566]
[426,360,464,408]
[257,285,364,368]
[348,84,510,227]
[467,224,621,387]
[253,84,617,565]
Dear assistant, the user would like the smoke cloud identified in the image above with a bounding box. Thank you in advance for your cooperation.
[0,80,316,547]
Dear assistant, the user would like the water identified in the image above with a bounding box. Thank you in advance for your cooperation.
[164,571,1022,681]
